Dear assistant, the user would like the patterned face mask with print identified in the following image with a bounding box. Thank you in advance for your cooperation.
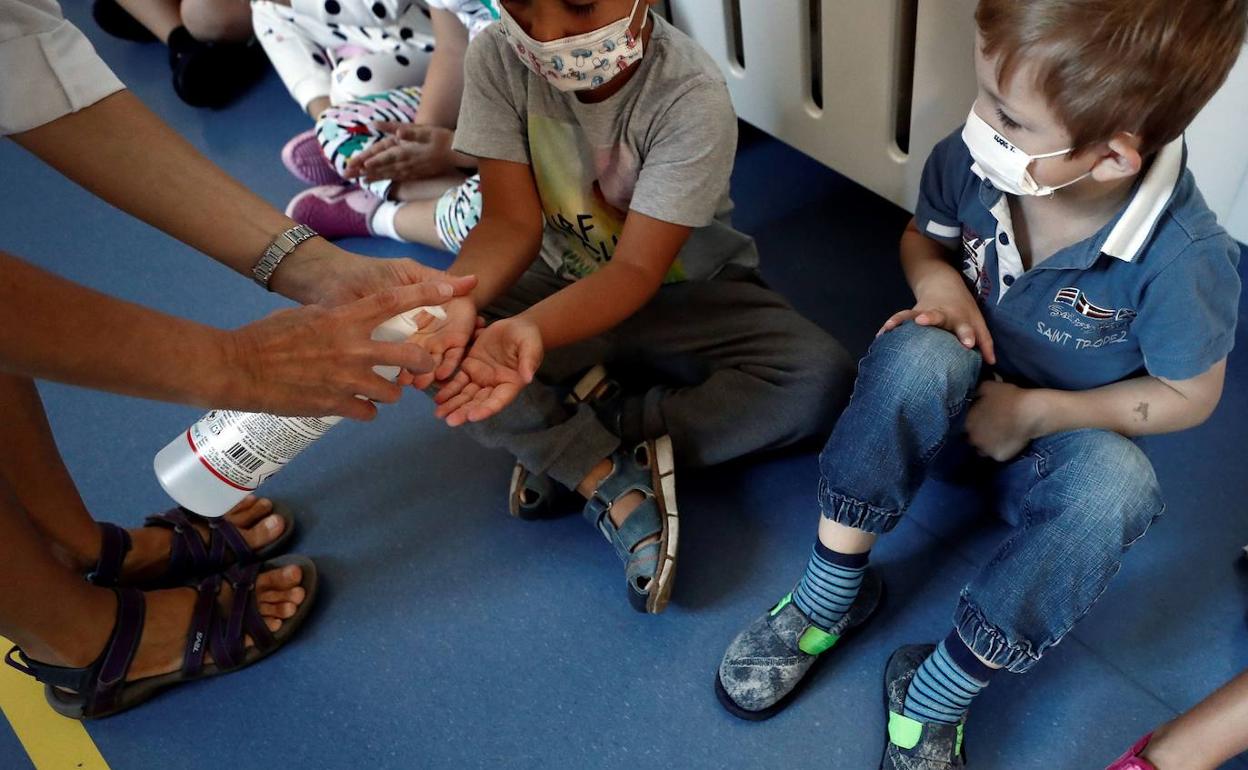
[498,0,648,92]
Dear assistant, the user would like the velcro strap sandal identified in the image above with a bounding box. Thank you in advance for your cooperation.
[508,365,622,520]
[6,555,317,720]
[88,505,295,589]
[582,436,678,614]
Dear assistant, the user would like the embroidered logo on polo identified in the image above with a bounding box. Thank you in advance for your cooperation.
[1037,287,1136,350]
[1053,288,1137,322]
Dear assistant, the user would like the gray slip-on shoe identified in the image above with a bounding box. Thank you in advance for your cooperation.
[715,567,884,720]
[880,644,967,769]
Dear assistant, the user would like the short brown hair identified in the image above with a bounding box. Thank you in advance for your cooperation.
[976,0,1248,155]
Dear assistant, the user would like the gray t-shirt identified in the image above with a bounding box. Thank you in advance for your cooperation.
[454,13,758,282]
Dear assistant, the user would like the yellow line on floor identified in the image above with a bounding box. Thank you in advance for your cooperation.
[0,636,110,770]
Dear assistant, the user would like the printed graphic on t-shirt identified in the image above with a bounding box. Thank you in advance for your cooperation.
[960,227,992,301]
[1037,286,1137,350]
[528,114,684,281]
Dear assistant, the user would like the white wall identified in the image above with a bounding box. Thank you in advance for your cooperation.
[668,1,1248,243]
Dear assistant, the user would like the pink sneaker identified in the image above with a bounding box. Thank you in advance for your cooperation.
[1106,733,1156,770]
[281,129,340,186]
[285,185,380,240]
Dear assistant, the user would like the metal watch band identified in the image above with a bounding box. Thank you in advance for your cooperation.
[251,224,318,290]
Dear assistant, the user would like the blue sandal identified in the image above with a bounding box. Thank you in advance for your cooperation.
[508,365,622,520]
[582,436,678,614]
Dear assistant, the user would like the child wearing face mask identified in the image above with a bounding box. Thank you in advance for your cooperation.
[716,1,1245,766]
[409,0,855,614]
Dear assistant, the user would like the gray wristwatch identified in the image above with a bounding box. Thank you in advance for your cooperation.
[252,224,318,290]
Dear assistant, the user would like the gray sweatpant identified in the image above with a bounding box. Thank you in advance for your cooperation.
[462,262,855,490]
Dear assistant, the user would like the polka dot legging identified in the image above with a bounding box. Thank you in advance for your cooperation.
[252,0,436,111]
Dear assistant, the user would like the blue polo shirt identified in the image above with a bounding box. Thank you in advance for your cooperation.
[914,129,1241,390]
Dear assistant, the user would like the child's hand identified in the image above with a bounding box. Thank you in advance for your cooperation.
[405,296,480,389]
[965,380,1046,461]
[878,282,996,365]
[343,123,455,183]
[433,317,543,427]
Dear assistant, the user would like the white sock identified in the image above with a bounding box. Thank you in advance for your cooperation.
[369,200,408,242]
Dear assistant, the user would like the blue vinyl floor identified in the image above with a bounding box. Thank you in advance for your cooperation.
[3,5,1248,768]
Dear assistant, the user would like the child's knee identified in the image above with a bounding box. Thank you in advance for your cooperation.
[865,322,982,402]
[1044,430,1164,547]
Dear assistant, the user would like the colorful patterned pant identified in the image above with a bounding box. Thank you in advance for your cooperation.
[316,87,482,252]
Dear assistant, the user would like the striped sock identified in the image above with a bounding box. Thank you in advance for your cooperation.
[791,541,868,631]
[903,631,997,725]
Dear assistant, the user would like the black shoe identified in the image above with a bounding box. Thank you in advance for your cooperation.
[92,0,157,42]
[168,27,269,109]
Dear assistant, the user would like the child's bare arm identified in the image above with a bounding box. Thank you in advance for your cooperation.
[879,218,997,364]
[965,363,1226,461]
[1031,362,1225,436]
[518,211,692,349]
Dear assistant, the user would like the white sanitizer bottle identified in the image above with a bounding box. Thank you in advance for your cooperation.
[153,305,443,517]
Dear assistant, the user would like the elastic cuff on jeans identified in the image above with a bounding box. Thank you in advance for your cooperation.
[816,479,901,535]
[953,596,1043,674]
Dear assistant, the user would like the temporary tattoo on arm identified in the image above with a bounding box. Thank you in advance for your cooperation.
[1133,401,1150,422]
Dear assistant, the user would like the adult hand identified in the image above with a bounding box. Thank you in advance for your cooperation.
[227,281,465,420]
[965,380,1046,462]
[433,317,542,427]
[343,123,456,183]
[877,277,996,365]
[269,247,476,308]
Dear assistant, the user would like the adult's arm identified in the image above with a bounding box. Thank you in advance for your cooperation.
[10,89,460,306]
[0,249,466,420]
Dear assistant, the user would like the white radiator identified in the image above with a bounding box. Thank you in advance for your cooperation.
[667,0,1248,243]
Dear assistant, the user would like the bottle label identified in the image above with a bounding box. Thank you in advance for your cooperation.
[185,410,341,490]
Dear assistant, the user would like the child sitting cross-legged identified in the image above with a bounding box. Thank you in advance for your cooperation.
[410,0,855,614]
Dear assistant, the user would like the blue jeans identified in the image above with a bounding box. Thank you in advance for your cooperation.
[817,323,1164,673]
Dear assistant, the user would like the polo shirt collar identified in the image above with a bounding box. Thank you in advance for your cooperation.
[1099,136,1185,263]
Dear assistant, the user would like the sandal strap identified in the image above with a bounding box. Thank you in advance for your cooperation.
[146,508,257,580]
[584,491,662,563]
[624,539,661,585]
[182,574,222,677]
[145,508,212,578]
[87,523,133,586]
[207,517,253,568]
[92,588,146,715]
[207,563,276,671]
[5,588,146,714]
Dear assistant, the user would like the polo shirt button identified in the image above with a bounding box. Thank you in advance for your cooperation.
[999,233,1010,246]
[1003,274,1016,286]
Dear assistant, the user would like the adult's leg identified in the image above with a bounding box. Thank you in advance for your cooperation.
[0,374,284,582]
[0,472,307,683]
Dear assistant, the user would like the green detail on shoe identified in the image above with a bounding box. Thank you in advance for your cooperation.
[888,711,924,750]
[797,626,840,655]
[887,711,965,756]
[769,593,793,616]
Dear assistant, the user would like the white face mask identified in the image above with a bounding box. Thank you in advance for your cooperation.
[962,106,1091,196]
[498,0,648,92]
